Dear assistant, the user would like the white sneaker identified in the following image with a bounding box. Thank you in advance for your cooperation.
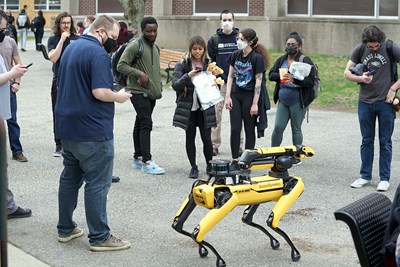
[350,178,370,188]
[377,181,390,191]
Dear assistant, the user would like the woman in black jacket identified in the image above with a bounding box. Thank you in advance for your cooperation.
[268,32,315,164]
[172,36,216,179]
[32,10,46,51]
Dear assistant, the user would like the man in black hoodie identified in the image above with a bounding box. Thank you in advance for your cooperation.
[207,10,243,157]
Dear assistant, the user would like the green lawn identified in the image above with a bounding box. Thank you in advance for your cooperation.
[266,50,359,111]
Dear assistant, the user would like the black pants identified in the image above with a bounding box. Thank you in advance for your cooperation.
[131,94,156,163]
[51,82,61,146]
[34,28,44,51]
[185,109,213,167]
[229,90,257,159]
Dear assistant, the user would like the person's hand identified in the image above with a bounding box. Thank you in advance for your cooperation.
[60,31,70,42]
[188,69,201,78]
[250,103,258,116]
[360,72,373,84]
[115,89,132,103]
[10,64,27,79]
[225,95,232,110]
[284,73,294,83]
[386,88,397,103]
[138,72,149,87]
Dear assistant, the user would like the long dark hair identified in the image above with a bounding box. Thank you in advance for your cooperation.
[182,35,208,65]
[240,28,270,69]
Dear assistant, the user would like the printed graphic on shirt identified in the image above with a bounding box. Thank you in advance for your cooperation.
[362,52,388,73]
[234,60,253,87]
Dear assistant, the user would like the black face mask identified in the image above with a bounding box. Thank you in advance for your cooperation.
[285,46,298,55]
[0,29,6,42]
[103,38,117,53]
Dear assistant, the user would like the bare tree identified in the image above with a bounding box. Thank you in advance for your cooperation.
[118,0,146,32]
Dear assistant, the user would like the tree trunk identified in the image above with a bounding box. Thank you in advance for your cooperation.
[118,0,146,32]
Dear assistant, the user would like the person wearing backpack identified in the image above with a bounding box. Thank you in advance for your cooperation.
[207,9,244,157]
[117,16,165,175]
[268,32,315,165]
[16,8,29,52]
[31,10,46,52]
[345,25,400,192]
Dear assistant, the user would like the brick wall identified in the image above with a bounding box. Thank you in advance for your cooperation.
[171,0,264,16]
[172,0,193,15]
[80,0,96,15]
[250,0,264,16]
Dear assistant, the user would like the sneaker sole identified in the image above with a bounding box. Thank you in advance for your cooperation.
[132,164,142,169]
[58,229,84,243]
[141,170,165,175]
[350,182,370,188]
[53,153,62,157]
[90,243,131,252]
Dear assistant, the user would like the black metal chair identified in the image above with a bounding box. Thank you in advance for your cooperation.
[334,193,392,267]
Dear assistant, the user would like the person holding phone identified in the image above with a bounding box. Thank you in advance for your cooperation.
[172,36,216,178]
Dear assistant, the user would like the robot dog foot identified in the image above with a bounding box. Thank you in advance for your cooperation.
[196,240,226,267]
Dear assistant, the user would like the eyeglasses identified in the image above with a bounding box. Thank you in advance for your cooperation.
[366,43,381,49]
[60,21,71,25]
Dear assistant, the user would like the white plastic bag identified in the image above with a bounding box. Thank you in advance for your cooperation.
[289,62,312,81]
[192,72,223,110]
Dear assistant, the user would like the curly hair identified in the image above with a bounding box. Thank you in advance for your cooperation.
[361,25,386,44]
[53,12,76,36]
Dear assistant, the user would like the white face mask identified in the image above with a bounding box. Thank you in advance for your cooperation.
[221,21,233,32]
[236,39,248,50]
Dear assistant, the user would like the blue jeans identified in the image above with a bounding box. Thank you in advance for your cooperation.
[358,100,395,181]
[57,139,114,245]
[6,91,22,155]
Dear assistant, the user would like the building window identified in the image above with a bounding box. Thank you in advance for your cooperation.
[0,0,19,10]
[98,0,124,13]
[288,0,398,17]
[34,0,61,11]
[194,0,248,15]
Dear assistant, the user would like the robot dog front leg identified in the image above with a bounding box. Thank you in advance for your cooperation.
[242,204,280,250]
[267,177,304,262]
[191,193,239,267]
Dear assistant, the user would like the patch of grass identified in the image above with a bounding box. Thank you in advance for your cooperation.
[266,50,359,111]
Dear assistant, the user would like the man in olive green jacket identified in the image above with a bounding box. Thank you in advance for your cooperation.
[117,16,165,175]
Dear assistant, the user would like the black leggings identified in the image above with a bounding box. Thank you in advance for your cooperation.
[229,90,256,158]
[185,109,213,167]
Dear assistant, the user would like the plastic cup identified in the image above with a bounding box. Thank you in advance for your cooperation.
[279,68,288,83]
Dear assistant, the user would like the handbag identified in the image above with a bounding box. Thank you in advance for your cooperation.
[192,72,223,110]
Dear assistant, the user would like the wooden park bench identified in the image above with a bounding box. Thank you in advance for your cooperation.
[159,48,183,84]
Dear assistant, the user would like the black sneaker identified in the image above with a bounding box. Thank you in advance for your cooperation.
[8,207,32,219]
[112,175,120,183]
[53,144,62,157]
[188,165,199,179]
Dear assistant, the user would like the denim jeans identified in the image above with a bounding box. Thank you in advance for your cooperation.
[6,91,22,155]
[57,139,114,245]
[130,94,156,162]
[358,100,395,181]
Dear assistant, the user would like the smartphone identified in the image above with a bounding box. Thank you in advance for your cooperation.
[367,69,376,76]
[24,63,33,69]
[195,67,202,72]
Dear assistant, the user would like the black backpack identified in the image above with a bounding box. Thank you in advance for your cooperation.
[299,54,321,101]
[111,38,144,87]
[357,39,398,83]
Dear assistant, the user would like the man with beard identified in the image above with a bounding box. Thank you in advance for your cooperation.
[0,8,27,163]
[117,16,165,175]
[48,12,79,157]
[55,15,132,251]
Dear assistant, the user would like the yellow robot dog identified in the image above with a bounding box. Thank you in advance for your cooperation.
[172,145,314,267]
